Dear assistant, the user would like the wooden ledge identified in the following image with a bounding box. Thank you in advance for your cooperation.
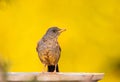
[6,72,104,82]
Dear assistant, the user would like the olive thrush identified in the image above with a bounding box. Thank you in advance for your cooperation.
[36,27,66,72]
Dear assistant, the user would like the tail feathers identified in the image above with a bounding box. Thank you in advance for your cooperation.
[48,64,59,72]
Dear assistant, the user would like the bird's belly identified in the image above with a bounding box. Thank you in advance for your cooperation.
[39,52,58,65]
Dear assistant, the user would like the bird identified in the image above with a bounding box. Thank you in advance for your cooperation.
[36,27,66,72]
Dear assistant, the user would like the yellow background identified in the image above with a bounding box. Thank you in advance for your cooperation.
[0,0,120,82]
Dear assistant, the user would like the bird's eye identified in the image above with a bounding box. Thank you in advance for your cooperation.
[52,30,56,33]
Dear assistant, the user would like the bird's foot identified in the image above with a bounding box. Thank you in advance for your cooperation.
[53,69,57,74]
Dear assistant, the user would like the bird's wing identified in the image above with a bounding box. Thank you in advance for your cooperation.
[58,45,61,52]
[53,44,61,63]
[57,42,61,52]
[36,42,40,52]
[36,39,44,52]
[36,47,38,52]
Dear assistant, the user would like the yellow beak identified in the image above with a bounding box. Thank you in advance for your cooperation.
[59,29,66,33]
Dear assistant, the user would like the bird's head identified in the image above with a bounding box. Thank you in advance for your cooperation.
[45,27,66,39]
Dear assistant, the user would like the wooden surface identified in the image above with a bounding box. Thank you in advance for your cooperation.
[5,72,104,82]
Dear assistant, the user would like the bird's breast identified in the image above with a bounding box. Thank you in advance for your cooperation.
[37,39,60,65]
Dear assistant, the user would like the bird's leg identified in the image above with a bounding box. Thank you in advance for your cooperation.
[42,64,47,73]
[53,64,57,73]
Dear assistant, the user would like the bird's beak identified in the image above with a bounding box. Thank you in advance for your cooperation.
[59,28,66,33]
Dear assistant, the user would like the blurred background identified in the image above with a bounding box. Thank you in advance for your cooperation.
[0,0,120,82]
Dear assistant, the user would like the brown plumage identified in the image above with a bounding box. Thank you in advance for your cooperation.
[36,27,66,72]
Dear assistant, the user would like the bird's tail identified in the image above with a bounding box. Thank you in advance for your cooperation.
[47,64,59,72]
